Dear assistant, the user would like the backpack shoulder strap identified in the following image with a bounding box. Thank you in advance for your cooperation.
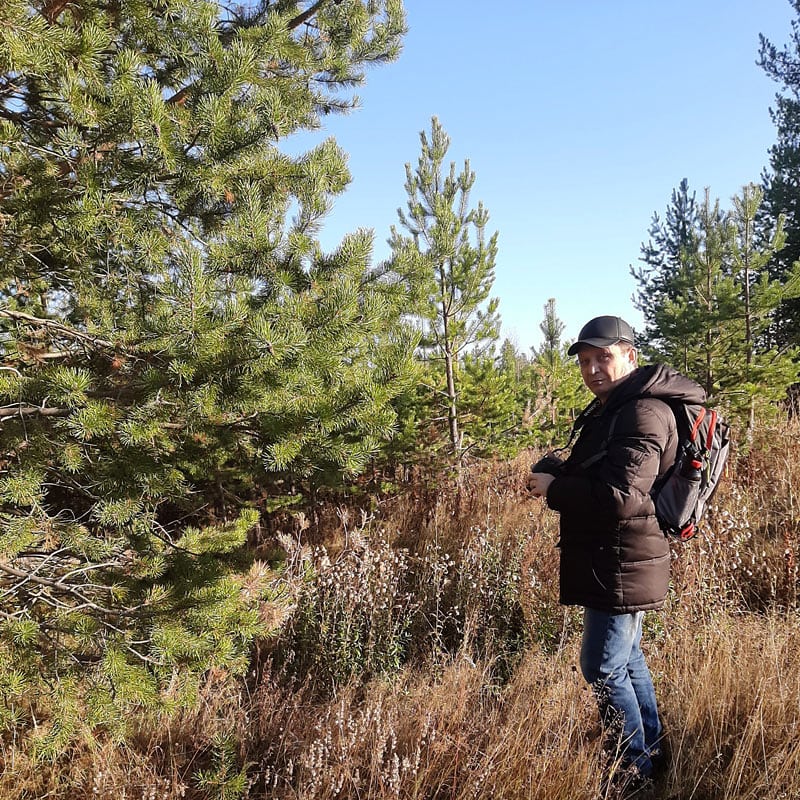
[577,396,675,470]
[578,406,621,469]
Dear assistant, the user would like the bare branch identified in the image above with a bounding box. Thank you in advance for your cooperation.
[39,0,72,23]
[287,0,329,31]
[0,561,144,618]
[0,308,118,350]
[0,404,70,419]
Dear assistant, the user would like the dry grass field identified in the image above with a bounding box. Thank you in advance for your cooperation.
[2,416,799,800]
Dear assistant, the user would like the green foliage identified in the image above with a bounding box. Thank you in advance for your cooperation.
[633,181,800,427]
[525,299,590,447]
[389,116,500,462]
[194,732,249,800]
[384,299,590,464]
[381,357,445,467]
[759,7,800,346]
[285,535,415,690]
[458,350,520,458]
[633,178,701,358]
[727,185,800,431]
[0,0,411,747]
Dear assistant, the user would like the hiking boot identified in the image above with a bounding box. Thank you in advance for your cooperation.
[649,733,671,778]
[622,771,655,797]
[600,764,655,799]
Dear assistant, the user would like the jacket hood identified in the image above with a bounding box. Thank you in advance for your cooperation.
[606,363,706,411]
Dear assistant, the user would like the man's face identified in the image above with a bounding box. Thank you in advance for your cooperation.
[576,343,636,403]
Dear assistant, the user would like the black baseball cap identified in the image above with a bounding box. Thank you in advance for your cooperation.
[567,316,635,356]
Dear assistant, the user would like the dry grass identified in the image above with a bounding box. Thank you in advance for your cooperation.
[1,417,799,799]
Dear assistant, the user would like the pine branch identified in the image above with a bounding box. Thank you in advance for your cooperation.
[459,422,521,461]
[131,198,209,246]
[0,561,117,610]
[166,0,343,105]
[0,106,27,126]
[0,559,147,619]
[0,404,70,418]
[0,308,125,353]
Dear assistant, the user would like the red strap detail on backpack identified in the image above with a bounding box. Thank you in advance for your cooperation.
[705,410,717,451]
[679,522,696,541]
[689,406,706,443]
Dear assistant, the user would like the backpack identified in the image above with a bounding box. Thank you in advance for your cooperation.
[574,398,731,541]
[652,401,731,540]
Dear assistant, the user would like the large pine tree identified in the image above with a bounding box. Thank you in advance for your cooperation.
[631,177,700,361]
[759,2,800,345]
[0,0,411,743]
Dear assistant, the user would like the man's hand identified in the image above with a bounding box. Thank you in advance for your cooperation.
[526,471,555,498]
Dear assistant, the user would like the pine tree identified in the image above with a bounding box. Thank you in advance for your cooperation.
[537,298,566,369]
[527,299,588,446]
[759,4,800,345]
[632,178,700,359]
[389,116,500,464]
[684,190,742,399]
[458,349,520,458]
[634,183,799,425]
[0,0,410,742]
[499,337,526,383]
[728,184,800,437]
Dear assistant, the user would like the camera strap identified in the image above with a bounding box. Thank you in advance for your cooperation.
[558,397,602,454]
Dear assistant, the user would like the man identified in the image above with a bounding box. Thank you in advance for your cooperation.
[527,315,705,786]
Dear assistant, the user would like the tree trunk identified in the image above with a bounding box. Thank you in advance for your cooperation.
[742,189,755,445]
[442,313,460,463]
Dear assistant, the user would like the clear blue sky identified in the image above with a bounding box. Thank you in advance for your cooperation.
[295,0,795,353]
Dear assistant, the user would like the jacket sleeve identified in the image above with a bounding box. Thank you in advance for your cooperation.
[546,400,672,521]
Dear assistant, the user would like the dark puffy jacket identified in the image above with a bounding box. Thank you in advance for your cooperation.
[546,364,705,612]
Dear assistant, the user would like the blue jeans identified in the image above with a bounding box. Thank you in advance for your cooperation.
[580,608,662,776]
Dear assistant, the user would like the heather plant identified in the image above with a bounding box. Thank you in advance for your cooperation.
[397,464,567,661]
[277,479,543,692]
[280,528,417,690]
[449,523,529,666]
